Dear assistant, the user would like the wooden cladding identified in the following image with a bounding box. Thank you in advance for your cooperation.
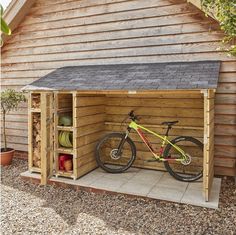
[105,93,204,172]
[1,0,236,176]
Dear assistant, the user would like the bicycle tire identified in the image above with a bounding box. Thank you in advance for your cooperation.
[95,133,136,173]
[163,136,203,182]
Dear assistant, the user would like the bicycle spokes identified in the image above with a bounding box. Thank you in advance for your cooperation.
[98,135,135,171]
[165,139,203,178]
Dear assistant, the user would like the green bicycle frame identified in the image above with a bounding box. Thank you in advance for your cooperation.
[128,121,187,162]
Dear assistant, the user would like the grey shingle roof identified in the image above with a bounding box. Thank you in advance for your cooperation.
[23,61,220,91]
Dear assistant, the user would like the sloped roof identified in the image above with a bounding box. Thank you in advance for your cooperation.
[23,61,220,91]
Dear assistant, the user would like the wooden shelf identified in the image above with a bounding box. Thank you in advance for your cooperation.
[56,171,74,178]
[29,167,41,173]
[31,108,41,113]
[57,147,74,154]
[57,126,73,131]
[57,108,72,113]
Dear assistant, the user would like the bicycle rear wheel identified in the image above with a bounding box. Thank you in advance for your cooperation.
[164,136,203,182]
[95,133,136,173]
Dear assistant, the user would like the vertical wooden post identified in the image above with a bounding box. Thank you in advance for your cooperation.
[28,92,33,172]
[72,92,78,180]
[203,89,215,201]
[41,93,47,184]
[49,92,54,178]
[40,92,54,185]
[54,92,59,177]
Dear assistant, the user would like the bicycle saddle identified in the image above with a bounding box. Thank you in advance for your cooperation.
[161,121,179,126]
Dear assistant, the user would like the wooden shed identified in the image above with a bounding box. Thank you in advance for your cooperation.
[23,61,220,201]
[1,0,236,184]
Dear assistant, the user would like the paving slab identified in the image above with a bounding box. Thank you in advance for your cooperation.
[156,172,188,191]
[117,181,154,196]
[181,178,221,209]
[20,168,221,209]
[148,185,186,203]
[90,176,127,191]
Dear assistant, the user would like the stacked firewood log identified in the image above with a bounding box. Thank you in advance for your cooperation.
[32,113,41,167]
[32,94,40,109]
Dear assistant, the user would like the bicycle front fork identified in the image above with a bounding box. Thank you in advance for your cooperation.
[116,128,131,156]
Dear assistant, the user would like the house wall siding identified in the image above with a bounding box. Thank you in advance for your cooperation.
[1,0,236,176]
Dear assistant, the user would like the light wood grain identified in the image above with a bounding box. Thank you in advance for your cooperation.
[1,0,235,177]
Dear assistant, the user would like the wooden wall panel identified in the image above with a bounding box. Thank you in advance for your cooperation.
[76,95,106,177]
[105,94,204,171]
[1,0,236,176]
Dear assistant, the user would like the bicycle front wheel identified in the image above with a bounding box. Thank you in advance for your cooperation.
[95,133,136,173]
[164,136,203,182]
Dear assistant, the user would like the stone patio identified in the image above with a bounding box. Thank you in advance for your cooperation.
[21,167,221,209]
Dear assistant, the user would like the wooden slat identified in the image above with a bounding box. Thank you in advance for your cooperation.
[106,122,204,137]
[77,131,104,147]
[76,113,105,127]
[215,104,236,115]
[76,122,105,137]
[77,159,97,178]
[106,115,203,127]
[75,96,105,177]
[30,0,130,16]
[214,166,236,176]
[214,145,236,158]
[75,96,106,106]
[75,105,105,117]
[21,1,191,26]
[106,106,203,117]
[107,97,203,108]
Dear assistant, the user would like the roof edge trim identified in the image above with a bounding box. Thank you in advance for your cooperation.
[2,0,36,44]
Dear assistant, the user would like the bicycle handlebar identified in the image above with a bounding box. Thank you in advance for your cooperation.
[128,110,141,121]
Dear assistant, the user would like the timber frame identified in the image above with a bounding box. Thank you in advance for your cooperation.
[203,89,215,201]
[28,89,215,202]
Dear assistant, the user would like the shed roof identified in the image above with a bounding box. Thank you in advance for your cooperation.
[23,61,220,91]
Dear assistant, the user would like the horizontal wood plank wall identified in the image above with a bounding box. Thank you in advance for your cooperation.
[1,0,236,175]
[105,93,204,171]
[75,95,106,177]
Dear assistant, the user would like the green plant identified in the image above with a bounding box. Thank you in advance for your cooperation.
[1,4,11,45]
[1,89,26,151]
[201,0,236,56]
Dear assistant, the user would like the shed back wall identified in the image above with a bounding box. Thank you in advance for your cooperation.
[1,0,236,176]
[104,93,204,171]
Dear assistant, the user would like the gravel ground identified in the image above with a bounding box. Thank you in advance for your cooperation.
[1,159,236,235]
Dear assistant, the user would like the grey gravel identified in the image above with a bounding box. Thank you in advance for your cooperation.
[1,159,236,235]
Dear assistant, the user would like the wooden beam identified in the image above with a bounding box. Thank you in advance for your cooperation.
[28,92,32,171]
[40,92,54,184]
[72,91,78,180]
[203,89,215,201]
[40,93,47,185]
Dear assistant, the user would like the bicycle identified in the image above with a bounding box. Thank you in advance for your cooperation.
[95,110,203,182]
